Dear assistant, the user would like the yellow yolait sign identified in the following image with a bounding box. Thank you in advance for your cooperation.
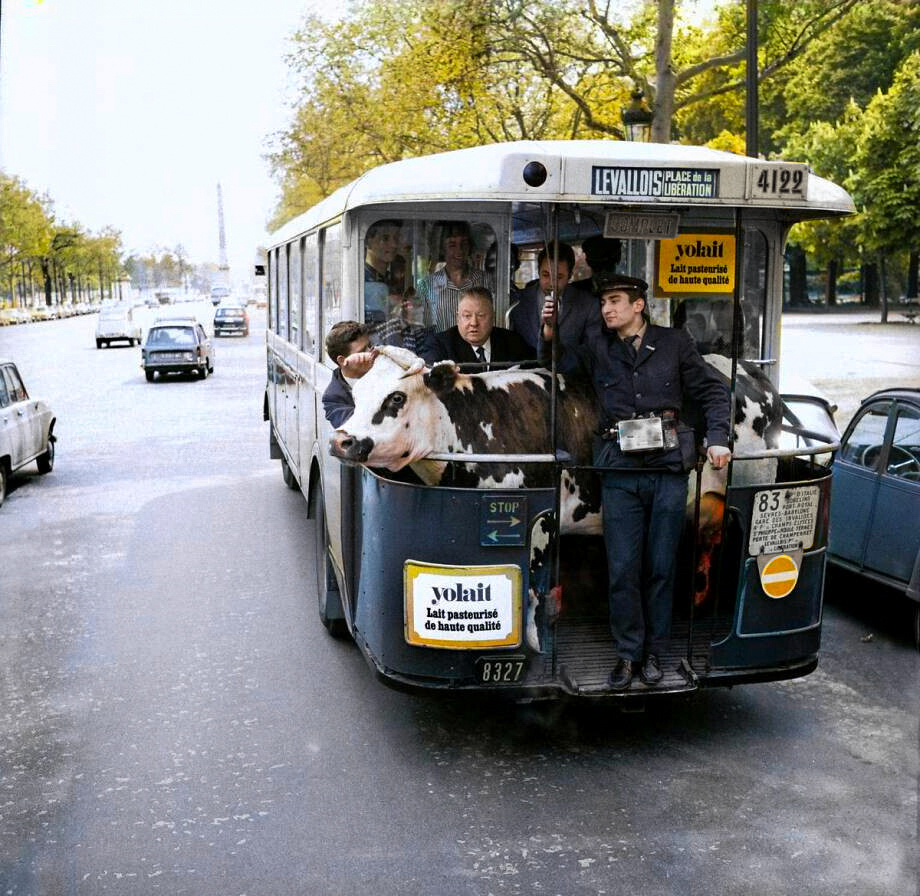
[656,233,736,296]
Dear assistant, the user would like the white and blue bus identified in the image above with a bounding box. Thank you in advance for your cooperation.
[263,140,853,700]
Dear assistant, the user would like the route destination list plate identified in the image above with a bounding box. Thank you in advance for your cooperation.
[749,486,820,556]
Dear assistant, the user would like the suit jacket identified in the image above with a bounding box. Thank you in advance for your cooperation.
[509,280,600,353]
[420,325,534,368]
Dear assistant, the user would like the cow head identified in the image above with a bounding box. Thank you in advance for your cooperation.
[329,347,454,480]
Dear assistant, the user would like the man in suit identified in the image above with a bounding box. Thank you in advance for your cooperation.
[509,241,598,354]
[420,287,532,369]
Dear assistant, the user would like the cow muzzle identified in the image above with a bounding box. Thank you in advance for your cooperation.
[330,432,375,463]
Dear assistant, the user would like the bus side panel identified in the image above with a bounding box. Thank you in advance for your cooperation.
[707,474,830,673]
[353,470,555,685]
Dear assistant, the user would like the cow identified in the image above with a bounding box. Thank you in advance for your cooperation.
[331,346,602,533]
[330,345,782,648]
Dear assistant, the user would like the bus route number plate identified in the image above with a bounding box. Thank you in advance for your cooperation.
[748,485,820,555]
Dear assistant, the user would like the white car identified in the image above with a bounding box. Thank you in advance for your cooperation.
[95,303,143,348]
[0,360,56,507]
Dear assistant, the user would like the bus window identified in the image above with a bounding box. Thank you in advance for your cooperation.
[321,223,343,331]
[740,228,768,360]
[363,218,499,353]
[303,233,318,355]
[269,248,279,333]
[290,239,302,350]
[277,247,289,341]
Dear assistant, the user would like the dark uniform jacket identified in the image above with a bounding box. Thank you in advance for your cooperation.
[321,368,356,429]
[548,324,731,471]
[509,280,600,353]
[420,325,533,368]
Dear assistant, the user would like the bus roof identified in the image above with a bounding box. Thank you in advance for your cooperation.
[269,140,854,245]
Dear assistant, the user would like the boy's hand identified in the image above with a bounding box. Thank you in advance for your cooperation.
[342,349,377,377]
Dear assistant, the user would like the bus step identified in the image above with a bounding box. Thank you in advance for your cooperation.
[547,617,707,696]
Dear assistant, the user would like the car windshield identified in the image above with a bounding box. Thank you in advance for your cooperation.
[149,326,195,347]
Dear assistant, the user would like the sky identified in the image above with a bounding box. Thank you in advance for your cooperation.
[0,0,329,286]
[0,0,722,288]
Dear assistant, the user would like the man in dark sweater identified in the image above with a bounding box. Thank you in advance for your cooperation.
[541,276,732,691]
[321,321,375,428]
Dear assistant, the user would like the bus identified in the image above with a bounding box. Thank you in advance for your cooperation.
[262,140,853,700]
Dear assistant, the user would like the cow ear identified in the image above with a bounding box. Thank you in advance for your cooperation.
[423,361,459,395]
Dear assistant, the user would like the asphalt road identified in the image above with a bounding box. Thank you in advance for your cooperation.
[0,307,916,895]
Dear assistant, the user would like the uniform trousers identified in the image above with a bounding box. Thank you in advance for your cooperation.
[600,467,688,663]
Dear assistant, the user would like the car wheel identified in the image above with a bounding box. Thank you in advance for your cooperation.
[314,489,348,638]
[145,370,155,382]
[95,339,102,349]
[36,435,55,474]
[0,463,7,508]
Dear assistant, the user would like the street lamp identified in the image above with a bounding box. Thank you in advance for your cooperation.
[621,89,653,142]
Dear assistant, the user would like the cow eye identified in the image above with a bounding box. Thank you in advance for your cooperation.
[389,392,405,408]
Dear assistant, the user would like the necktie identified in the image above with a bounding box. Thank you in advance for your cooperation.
[624,335,639,359]
[475,345,487,366]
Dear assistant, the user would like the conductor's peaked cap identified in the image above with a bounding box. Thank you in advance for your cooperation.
[596,275,648,297]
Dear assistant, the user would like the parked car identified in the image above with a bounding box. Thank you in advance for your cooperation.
[213,302,250,337]
[95,303,143,348]
[141,319,214,381]
[0,359,56,507]
[828,388,920,640]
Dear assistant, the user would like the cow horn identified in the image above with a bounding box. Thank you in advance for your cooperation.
[375,344,427,377]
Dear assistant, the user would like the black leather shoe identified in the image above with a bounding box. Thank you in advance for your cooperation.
[609,658,633,691]
[640,654,663,685]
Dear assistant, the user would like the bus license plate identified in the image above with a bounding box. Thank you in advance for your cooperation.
[475,656,528,685]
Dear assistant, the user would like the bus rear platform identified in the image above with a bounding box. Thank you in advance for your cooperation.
[351,469,825,701]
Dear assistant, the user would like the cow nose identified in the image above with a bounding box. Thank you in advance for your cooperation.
[330,432,374,463]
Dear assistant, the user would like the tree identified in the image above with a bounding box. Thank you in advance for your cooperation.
[0,174,53,305]
[784,52,920,316]
[270,0,875,225]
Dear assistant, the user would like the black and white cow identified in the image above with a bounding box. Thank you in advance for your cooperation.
[330,345,782,646]
[330,346,604,533]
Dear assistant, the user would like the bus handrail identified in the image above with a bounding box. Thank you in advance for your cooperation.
[424,432,839,466]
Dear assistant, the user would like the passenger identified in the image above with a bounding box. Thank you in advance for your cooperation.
[509,241,597,353]
[371,289,432,354]
[420,287,532,369]
[571,235,622,293]
[321,321,376,428]
[364,220,403,320]
[540,276,732,691]
[416,221,495,330]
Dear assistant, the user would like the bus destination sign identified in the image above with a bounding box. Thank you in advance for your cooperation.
[592,166,720,200]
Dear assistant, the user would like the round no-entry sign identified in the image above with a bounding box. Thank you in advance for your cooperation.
[759,553,799,599]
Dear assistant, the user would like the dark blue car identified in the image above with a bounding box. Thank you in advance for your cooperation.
[829,388,920,642]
